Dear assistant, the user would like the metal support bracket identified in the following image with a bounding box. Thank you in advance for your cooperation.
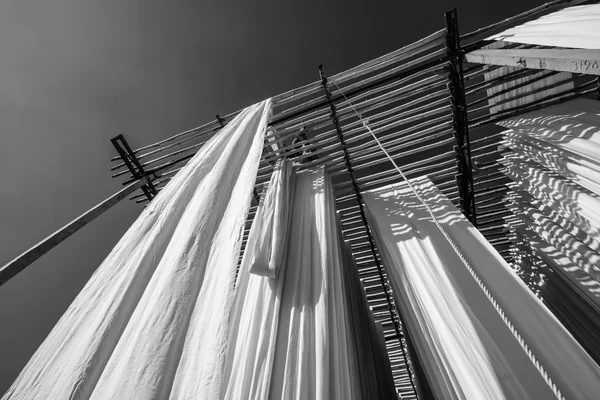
[213,115,261,204]
[111,134,158,202]
[445,8,477,226]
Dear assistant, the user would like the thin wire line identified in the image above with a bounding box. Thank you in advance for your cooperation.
[330,79,564,400]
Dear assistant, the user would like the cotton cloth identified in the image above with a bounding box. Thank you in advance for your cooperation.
[363,176,600,399]
[499,98,600,196]
[221,167,396,400]
[2,99,271,400]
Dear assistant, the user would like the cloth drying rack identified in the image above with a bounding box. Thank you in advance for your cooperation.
[2,1,599,397]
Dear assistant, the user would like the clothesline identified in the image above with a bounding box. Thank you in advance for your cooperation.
[331,79,566,399]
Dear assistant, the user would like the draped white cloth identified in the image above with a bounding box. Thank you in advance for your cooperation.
[221,167,396,400]
[489,4,600,49]
[363,177,600,399]
[499,98,600,362]
[506,193,600,310]
[500,98,600,272]
[2,100,271,400]
[248,158,294,278]
[335,225,398,400]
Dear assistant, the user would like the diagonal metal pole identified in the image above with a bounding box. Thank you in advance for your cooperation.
[0,175,154,287]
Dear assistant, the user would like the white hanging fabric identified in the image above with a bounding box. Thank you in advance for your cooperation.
[499,98,600,193]
[488,4,600,49]
[363,176,600,399]
[2,99,271,400]
[499,98,600,252]
[481,42,574,114]
[499,98,600,362]
[248,158,294,278]
[221,166,396,400]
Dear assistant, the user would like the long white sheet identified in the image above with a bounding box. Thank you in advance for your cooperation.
[248,158,294,278]
[499,98,600,264]
[221,167,396,399]
[499,98,600,363]
[3,100,271,400]
[489,4,600,49]
[364,177,600,399]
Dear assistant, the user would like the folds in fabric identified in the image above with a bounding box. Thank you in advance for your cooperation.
[498,98,600,365]
[363,176,600,399]
[508,213,600,364]
[499,98,600,197]
[248,158,294,278]
[3,99,272,400]
[221,167,396,400]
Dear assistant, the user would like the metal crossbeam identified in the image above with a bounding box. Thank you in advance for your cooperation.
[111,134,158,201]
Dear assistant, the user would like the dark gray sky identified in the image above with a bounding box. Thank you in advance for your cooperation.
[0,0,542,394]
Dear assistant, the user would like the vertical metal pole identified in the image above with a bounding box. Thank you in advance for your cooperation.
[445,8,477,226]
[0,177,153,287]
[319,64,419,397]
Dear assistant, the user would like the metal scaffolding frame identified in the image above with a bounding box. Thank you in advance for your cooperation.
[2,1,599,397]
